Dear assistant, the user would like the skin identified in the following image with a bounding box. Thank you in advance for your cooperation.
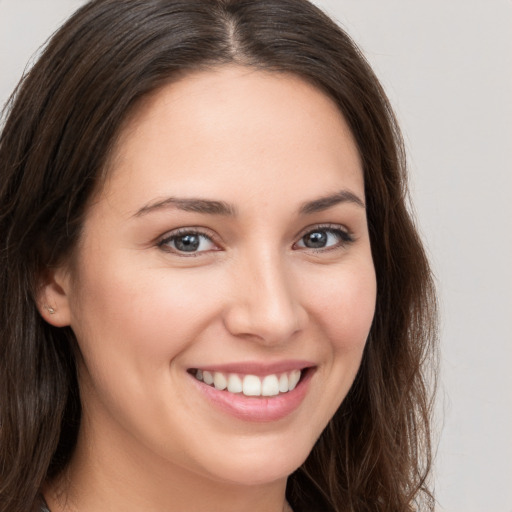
[40,66,377,512]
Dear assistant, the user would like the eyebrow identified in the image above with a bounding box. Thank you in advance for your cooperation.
[133,189,364,218]
[298,190,365,214]
[133,197,236,217]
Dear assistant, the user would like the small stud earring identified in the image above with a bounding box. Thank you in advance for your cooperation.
[46,305,56,315]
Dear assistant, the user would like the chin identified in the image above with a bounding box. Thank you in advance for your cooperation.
[195,437,312,487]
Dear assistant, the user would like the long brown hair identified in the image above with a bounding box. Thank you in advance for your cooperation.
[0,1,437,511]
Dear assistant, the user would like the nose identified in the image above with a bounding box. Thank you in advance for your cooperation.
[223,250,308,346]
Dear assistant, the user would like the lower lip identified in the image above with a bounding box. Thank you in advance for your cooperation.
[190,369,314,422]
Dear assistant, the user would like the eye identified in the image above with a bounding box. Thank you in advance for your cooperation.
[294,225,353,251]
[158,229,218,255]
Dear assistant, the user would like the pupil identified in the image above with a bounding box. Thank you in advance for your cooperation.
[304,231,327,248]
[175,234,200,252]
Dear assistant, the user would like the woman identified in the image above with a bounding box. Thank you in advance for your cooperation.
[0,1,437,511]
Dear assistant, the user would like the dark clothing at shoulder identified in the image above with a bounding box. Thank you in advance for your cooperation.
[35,495,50,512]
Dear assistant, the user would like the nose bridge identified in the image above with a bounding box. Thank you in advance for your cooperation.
[225,245,305,344]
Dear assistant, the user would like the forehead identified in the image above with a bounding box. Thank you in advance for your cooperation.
[101,65,363,210]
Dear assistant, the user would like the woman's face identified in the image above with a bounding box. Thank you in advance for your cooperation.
[52,66,376,487]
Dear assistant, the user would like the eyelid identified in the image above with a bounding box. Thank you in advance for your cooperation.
[155,223,354,256]
[295,222,353,239]
[157,227,222,255]
[293,223,355,250]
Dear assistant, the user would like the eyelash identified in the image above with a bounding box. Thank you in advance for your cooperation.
[157,227,219,257]
[294,224,355,252]
[157,224,354,256]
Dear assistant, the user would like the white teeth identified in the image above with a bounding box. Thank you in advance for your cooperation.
[243,375,261,396]
[227,374,243,393]
[288,369,301,391]
[203,370,214,385]
[261,375,280,396]
[193,368,304,396]
[213,372,227,390]
[278,373,289,393]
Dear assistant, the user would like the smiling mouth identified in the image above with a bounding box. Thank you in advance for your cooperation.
[189,368,309,397]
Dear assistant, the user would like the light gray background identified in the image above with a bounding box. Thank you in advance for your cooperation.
[1,1,511,511]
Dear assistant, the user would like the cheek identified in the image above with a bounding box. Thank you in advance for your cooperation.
[290,257,376,438]
[68,258,224,444]
[307,260,377,354]
[68,255,222,369]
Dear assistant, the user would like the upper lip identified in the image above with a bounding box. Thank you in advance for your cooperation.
[188,360,315,376]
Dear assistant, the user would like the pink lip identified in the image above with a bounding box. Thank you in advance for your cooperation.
[189,365,315,423]
[190,359,314,376]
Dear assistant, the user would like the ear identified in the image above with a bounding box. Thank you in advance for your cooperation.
[36,265,73,327]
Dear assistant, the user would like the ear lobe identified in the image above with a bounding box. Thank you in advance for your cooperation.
[36,266,73,327]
